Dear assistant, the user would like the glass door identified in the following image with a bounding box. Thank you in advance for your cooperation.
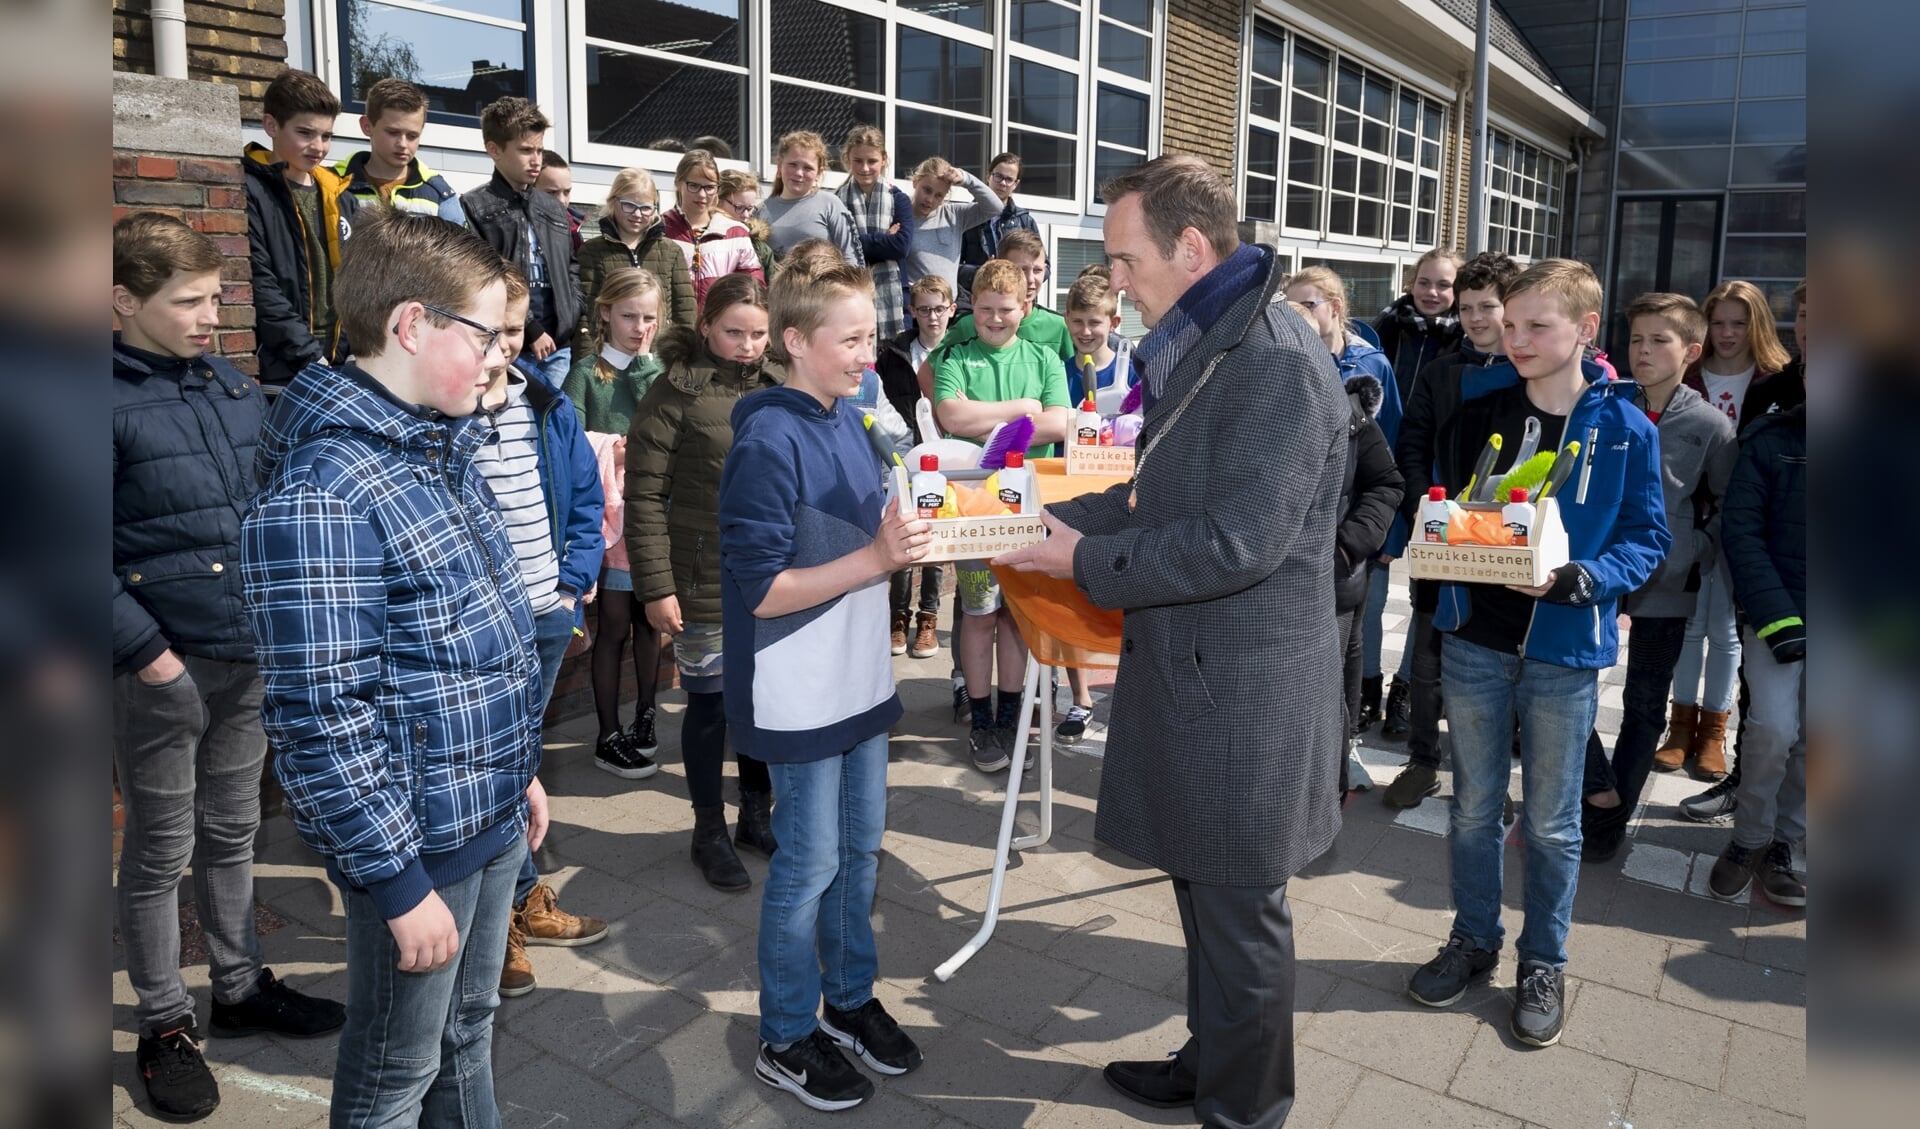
[1606,195,1722,356]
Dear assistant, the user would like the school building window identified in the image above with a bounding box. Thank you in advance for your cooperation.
[1053,234,1145,339]
[1240,20,1444,252]
[565,0,1159,210]
[338,0,535,124]
[1486,129,1565,261]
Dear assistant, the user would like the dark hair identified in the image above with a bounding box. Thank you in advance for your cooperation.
[362,76,426,121]
[334,209,510,361]
[690,135,733,159]
[540,149,568,169]
[479,96,550,148]
[1100,154,1238,261]
[989,152,1023,177]
[700,271,771,334]
[1455,251,1521,296]
[1624,292,1707,346]
[263,68,340,124]
[114,212,223,299]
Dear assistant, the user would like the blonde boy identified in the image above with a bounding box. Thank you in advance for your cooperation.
[1407,260,1668,1050]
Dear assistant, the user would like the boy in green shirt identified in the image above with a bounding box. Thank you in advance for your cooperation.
[933,260,1070,775]
[921,229,1074,400]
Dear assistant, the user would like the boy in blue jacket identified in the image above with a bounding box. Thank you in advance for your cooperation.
[1405,260,1669,1049]
[242,210,543,1123]
[720,262,931,1111]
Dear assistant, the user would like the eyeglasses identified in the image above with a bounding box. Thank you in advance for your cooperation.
[408,303,501,356]
[911,304,951,317]
[615,198,659,218]
[682,180,720,195]
[724,200,756,217]
[988,172,1020,186]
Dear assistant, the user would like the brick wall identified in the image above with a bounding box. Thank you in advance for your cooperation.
[112,152,259,373]
[111,0,290,121]
[1162,0,1244,172]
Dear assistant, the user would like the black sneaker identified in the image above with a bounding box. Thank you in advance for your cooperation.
[1380,678,1411,739]
[1383,762,1440,809]
[970,725,1010,772]
[1511,960,1565,1047]
[137,1021,220,1121]
[628,706,659,756]
[1708,841,1758,900]
[209,968,345,1038]
[1759,840,1806,907]
[1056,704,1092,742]
[1000,724,1035,771]
[821,997,924,1075]
[1408,935,1498,1007]
[951,676,971,725]
[595,730,659,780]
[755,1029,875,1111]
[1679,776,1738,823]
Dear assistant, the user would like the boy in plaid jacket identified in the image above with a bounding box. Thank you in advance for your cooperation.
[242,210,544,1123]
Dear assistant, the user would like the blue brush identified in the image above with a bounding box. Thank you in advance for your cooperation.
[977,415,1035,471]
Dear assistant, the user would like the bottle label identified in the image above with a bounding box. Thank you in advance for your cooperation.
[998,487,1023,509]
[1077,424,1098,445]
[915,491,944,518]
[1507,522,1529,547]
[1423,519,1446,543]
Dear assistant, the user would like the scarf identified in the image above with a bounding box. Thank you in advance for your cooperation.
[1133,243,1272,400]
[1380,292,1459,339]
[837,181,904,339]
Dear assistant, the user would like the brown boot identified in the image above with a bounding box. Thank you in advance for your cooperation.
[517,881,609,947]
[890,614,909,656]
[1652,702,1697,772]
[910,611,940,659]
[1690,709,1730,781]
[500,912,535,998]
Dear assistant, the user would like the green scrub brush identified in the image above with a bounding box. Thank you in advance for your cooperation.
[1495,449,1557,502]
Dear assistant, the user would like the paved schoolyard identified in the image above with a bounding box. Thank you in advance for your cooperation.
[112,572,1805,1128]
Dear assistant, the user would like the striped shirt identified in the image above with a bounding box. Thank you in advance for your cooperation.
[476,374,562,616]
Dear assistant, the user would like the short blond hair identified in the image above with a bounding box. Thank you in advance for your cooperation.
[778,236,847,279]
[593,267,663,374]
[601,168,658,218]
[971,259,1025,303]
[768,261,873,364]
[335,209,509,361]
[997,229,1045,263]
[1501,258,1603,321]
[1624,292,1706,346]
[910,156,953,184]
[501,264,530,307]
[909,274,953,304]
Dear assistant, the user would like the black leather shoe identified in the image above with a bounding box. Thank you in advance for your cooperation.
[692,807,750,891]
[1103,1055,1197,1108]
[736,790,778,857]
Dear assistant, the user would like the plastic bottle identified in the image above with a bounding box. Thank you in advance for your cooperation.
[996,450,1033,513]
[912,455,947,521]
[1075,393,1101,446]
[1420,486,1449,543]
[1503,487,1535,547]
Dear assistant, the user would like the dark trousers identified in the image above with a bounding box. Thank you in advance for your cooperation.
[1172,877,1296,1129]
[1583,616,1688,836]
[1403,609,1446,769]
[1337,608,1361,796]
[889,564,943,618]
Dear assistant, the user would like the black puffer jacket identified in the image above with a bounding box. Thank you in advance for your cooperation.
[1374,293,1462,403]
[243,144,360,386]
[462,169,581,348]
[112,337,268,673]
[1336,374,1405,612]
[1722,403,1805,633]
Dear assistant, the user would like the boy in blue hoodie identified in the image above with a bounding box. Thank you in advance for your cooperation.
[720,262,931,1112]
[1405,260,1668,1049]
[242,210,543,1123]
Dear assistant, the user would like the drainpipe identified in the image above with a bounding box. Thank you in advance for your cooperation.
[1452,73,1469,249]
[151,0,189,80]
[1464,0,1491,255]
[1568,137,1590,260]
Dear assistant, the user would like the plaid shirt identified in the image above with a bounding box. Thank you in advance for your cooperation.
[242,361,541,918]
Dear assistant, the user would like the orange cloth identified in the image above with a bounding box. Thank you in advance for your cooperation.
[990,458,1129,670]
[1446,507,1517,546]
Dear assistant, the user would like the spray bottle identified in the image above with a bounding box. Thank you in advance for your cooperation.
[912,455,947,521]
[1420,486,1450,543]
[1503,487,1536,547]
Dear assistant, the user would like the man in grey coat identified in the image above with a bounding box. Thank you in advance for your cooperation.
[998,155,1347,1129]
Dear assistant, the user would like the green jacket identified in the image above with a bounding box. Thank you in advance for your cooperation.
[575,217,698,342]
[623,325,781,623]
[560,349,665,437]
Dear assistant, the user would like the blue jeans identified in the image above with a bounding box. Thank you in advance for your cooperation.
[1441,635,1596,969]
[331,835,523,1129]
[514,346,572,392]
[757,732,889,1046]
[519,603,576,904]
[1672,560,1740,712]
[1363,561,1414,681]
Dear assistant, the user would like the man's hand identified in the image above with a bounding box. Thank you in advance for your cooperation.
[388,891,459,973]
[870,505,932,573]
[526,777,549,851]
[994,510,1082,579]
[530,332,557,361]
[1375,551,1397,565]
[1507,571,1557,599]
[137,649,186,686]
[645,595,684,636]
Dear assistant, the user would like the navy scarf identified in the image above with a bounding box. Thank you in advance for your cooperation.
[1133,243,1272,403]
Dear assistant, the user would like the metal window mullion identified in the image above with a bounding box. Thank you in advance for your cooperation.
[367,0,527,33]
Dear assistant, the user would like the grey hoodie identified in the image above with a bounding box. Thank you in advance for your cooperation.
[1620,381,1739,619]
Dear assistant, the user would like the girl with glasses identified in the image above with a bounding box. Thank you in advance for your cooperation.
[577,168,696,342]
[663,148,765,312]
[717,167,776,281]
